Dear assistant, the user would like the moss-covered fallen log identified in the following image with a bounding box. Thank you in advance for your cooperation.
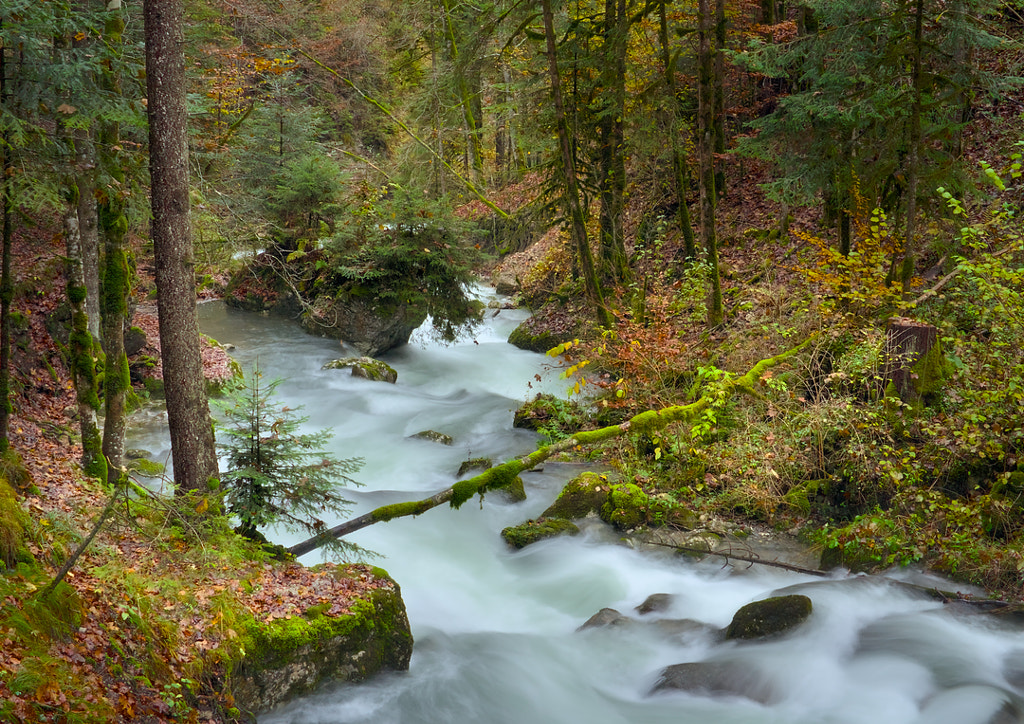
[286,339,812,558]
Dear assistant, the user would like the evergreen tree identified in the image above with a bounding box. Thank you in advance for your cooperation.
[213,366,364,558]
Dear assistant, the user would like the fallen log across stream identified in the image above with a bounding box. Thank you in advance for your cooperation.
[286,337,814,558]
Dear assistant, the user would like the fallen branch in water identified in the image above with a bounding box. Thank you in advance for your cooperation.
[287,337,814,557]
[643,539,829,577]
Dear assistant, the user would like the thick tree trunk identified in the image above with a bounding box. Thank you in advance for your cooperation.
[884,317,946,405]
[659,0,697,261]
[698,0,724,327]
[541,0,613,328]
[144,0,220,498]
[597,0,630,284]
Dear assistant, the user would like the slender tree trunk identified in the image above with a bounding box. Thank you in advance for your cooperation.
[713,0,727,198]
[698,0,723,327]
[542,0,613,328]
[597,0,630,285]
[99,0,130,486]
[901,0,925,294]
[441,0,484,179]
[0,31,12,451]
[144,0,220,499]
[659,0,696,260]
[76,136,101,341]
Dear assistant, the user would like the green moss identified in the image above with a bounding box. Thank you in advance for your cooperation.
[542,472,613,519]
[507,323,572,353]
[450,462,525,509]
[67,284,87,305]
[372,500,434,522]
[724,594,813,641]
[457,457,492,476]
[501,517,580,549]
[0,478,33,570]
[600,483,649,530]
[126,457,165,477]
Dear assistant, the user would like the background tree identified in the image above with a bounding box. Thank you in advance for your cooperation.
[144,0,220,500]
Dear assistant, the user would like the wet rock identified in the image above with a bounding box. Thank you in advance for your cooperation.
[305,297,427,357]
[636,593,674,615]
[457,458,492,476]
[724,594,813,641]
[507,321,573,354]
[409,430,453,446]
[541,472,612,520]
[578,607,632,631]
[501,517,579,550]
[912,684,1024,724]
[323,357,398,384]
[650,660,775,704]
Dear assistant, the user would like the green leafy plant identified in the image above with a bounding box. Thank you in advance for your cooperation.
[213,365,365,559]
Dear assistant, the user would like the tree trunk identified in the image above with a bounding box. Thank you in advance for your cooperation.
[99,0,129,487]
[597,0,630,284]
[698,0,724,327]
[884,317,946,405]
[144,0,220,499]
[901,0,925,294]
[541,0,613,328]
[713,0,727,198]
[0,31,11,451]
[659,0,697,261]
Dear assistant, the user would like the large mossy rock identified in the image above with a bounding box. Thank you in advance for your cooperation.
[229,571,413,715]
[724,594,813,641]
[501,517,580,549]
[304,297,427,357]
[0,476,34,571]
[541,471,614,520]
[323,357,398,383]
[507,321,573,354]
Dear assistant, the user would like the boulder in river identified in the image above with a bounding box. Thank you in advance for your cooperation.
[323,357,398,384]
[541,471,613,519]
[724,594,813,641]
[650,659,776,704]
[228,570,413,715]
[304,297,427,357]
[409,430,453,445]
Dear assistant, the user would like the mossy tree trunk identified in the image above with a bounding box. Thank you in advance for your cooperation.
[900,0,925,295]
[145,0,220,500]
[287,337,812,556]
[0,34,11,452]
[98,0,130,487]
[541,0,613,329]
[713,0,727,198]
[658,0,697,261]
[698,0,724,327]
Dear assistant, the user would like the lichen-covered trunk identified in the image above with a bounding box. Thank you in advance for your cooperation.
[658,0,696,261]
[63,191,106,480]
[541,0,612,329]
[698,0,723,327]
[145,0,220,499]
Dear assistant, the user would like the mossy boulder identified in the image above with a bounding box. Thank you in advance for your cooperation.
[507,321,573,354]
[409,429,453,446]
[499,476,527,503]
[323,357,398,384]
[724,594,813,641]
[600,483,650,531]
[541,471,614,520]
[0,477,33,570]
[228,571,413,716]
[501,517,580,549]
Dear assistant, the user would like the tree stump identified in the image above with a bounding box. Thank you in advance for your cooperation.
[884,317,948,406]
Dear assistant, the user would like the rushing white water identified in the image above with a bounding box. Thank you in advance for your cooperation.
[127,289,1024,724]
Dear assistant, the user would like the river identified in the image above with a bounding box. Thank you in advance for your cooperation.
[127,289,1024,724]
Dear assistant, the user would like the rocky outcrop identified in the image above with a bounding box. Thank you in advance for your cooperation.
[229,572,413,716]
[323,357,398,384]
[303,297,427,357]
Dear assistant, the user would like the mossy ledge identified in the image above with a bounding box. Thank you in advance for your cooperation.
[226,571,413,716]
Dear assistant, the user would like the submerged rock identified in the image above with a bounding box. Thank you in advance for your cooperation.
[323,357,398,384]
[650,660,776,704]
[578,607,632,630]
[724,594,813,641]
[228,571,413,716]
[457,457,493,476]
[636,593,674,616]
[409,430,453,446]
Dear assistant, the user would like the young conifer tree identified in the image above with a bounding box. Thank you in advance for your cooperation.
[213,364,365,559]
